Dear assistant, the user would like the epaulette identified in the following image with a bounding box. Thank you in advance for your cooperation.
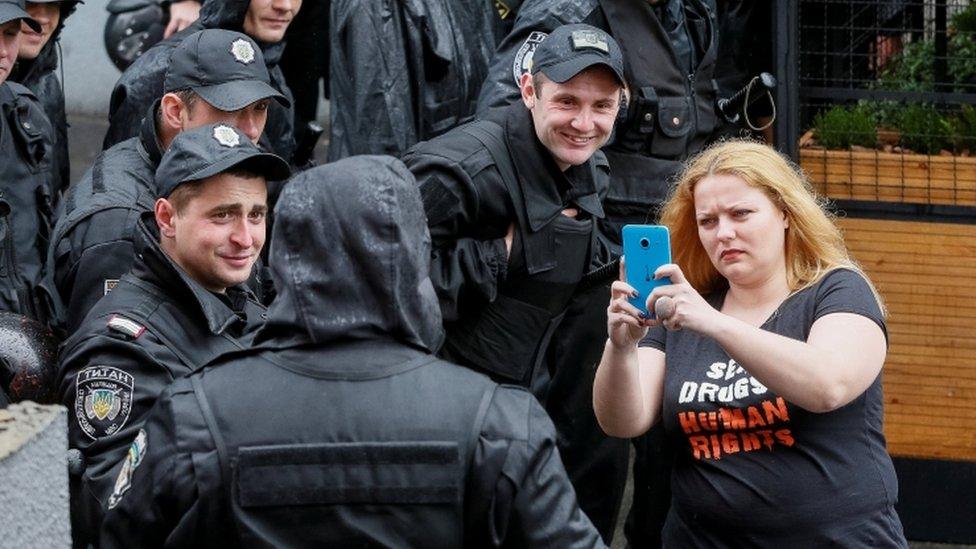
[107,314,146,339]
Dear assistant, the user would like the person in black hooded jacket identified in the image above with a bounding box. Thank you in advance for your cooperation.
[102,0,299,163]
[10,0,78,198]
[100,155,605,549]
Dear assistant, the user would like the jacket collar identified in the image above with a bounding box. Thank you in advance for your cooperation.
[133,213,254,336]
[138,100,165,168]
[503,104,604,232]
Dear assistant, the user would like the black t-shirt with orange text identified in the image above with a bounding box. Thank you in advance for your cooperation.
[640,269,906,545]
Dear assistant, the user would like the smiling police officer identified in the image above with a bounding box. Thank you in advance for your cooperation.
[402,24,624,397]
[50,28,289,335]
[57,123,289,545]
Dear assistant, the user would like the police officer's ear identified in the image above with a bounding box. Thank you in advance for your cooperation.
[160,93,191,133]
[154,198,178,238]
[519,71,538,110]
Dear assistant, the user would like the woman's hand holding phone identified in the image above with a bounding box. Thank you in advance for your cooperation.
[607,259,650,350]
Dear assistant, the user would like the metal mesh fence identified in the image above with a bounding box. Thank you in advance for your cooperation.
[795,0,976,207]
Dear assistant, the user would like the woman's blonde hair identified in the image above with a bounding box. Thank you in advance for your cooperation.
[658,139,883,311]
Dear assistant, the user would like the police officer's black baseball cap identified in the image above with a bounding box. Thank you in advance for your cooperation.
[0,0,41,32]
[155,124,291,198]
[163,29,290,112]
[530,24,625,86]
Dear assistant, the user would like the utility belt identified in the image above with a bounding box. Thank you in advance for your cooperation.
[616,83,718,159]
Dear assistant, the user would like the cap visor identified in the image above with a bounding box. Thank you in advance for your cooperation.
[194,80,290,112]
[184,149,291,184]
[0,6,40,32]
[539,55,625,86]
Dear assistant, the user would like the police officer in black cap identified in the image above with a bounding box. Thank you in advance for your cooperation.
[100,154,604,548]
[103,0,300,163]
[479,2,720,543]
[0,0,57,323]
[57,123,289,545]
[403,24,623,400]
[50,28,288,335]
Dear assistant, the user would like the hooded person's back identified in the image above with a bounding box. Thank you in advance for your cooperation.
[99,156,604,548]
[101,0,295,162]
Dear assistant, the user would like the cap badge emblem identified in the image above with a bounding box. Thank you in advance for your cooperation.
[213,125,241,148]
[231,38,256,65]
[571,30,609,53]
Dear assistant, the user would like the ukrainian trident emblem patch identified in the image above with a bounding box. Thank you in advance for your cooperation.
[75,366,134,440]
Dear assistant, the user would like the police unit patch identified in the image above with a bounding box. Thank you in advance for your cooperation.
[107,428,147,509]
[494,0,512,19]
[213,125,241,148]
[108,315,145,339]
[513,31,547,86]
[571,30,609,53]
[103,279,119,296]
[74,366,134,440]
[231,38,256,65]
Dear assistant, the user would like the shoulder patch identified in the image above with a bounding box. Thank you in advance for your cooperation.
[107,428,148,509]
[108,315,145,339]
[104,279,119,296]
[513,31,548,86]
[74,366,135,440]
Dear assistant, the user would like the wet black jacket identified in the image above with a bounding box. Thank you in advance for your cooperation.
[10,0,79,198]
[58,215,265,545]
[100,156,604,548]
[0,81,57,322]
[402,105,612,391]
[49,106,160,335]
[477,0,718,230]
[103,0,296,162]
[327,0,514,161]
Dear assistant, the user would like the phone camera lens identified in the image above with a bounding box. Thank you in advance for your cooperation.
[640,237,650,248]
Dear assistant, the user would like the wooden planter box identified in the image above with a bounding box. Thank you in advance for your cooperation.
[799,148,976,207]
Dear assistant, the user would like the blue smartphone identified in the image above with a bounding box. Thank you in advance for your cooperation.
[622,224,672,316]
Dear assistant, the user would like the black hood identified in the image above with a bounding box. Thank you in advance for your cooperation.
[257,156,443,352]
[199,0,285,64]
[11,0,80,84]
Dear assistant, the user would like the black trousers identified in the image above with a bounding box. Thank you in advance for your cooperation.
[546,283,630,544]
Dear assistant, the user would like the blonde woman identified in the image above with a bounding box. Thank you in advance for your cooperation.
[594,140,907,546]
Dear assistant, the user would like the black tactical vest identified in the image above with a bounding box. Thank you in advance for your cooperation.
[0,82,56,320]
[443,120,603,393]
[594,0,719,224]
[187,346,496,547]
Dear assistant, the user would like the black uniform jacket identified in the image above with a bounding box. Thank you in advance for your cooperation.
[10,0,79,198]
[102,0,296,162]
[49,106,161,334]
[402,105,611,385]
[99,156,604,548]
[477,0,719,226]
[0,80,56,320]
[58,215,266,543]
[328,0,505,161]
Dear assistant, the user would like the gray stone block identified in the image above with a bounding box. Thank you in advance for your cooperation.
[0,403,71,548]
